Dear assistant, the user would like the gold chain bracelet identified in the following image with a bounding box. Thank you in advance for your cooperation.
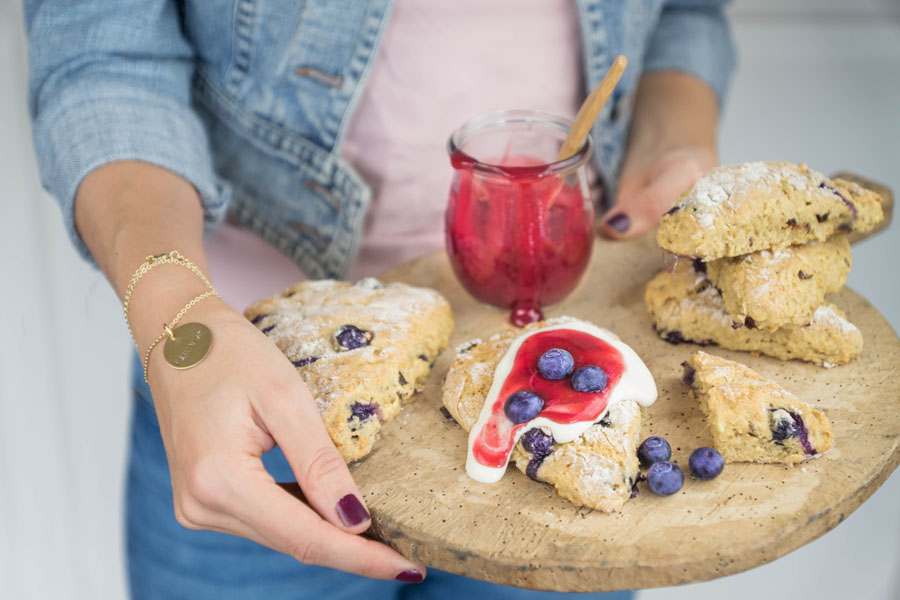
[122,250,219,383]
[123,251,214,345]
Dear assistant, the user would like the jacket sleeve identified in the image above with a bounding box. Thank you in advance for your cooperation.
[24,0,229,264]
[643,0,737,105]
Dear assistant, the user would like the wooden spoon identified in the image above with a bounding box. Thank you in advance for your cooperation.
[556,54,628,161]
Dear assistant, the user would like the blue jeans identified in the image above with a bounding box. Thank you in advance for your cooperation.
[126,355,634,600]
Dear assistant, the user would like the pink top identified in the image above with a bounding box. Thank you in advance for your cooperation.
[206,0,583,311]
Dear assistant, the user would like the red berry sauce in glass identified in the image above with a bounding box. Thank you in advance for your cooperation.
[446,152,593,327]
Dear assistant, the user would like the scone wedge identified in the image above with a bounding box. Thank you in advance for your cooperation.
[683,351,833,464]
[645,260,863,366]
[657,162,883,260]
[443,321,643,512]
[703,235,852,331]
[245,278,453,462]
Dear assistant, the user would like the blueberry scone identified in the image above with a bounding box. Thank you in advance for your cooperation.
[657,162,883,260]
[644,260,863,365]
[245,278,454,462]
[702,235,852,331]
[442,320,645,512]
[683,351,833,464]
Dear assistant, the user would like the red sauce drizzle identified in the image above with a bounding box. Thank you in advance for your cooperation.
[472,329,625,468]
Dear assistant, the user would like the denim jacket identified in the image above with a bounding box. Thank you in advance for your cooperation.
[25,0,734,279]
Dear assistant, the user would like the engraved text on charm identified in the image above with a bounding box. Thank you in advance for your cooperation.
[163,322,212,369]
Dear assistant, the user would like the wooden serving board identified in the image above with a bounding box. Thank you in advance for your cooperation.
[349,181,898,593]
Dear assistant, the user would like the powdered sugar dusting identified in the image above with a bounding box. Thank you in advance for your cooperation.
[355,277,383,289]
[566,451,621,487]
[677,162,827,228]
[456,339,482,354]
[577,401,638,453]
[466,361,493,384]
[811,305,858,335]
[682,284,735,329]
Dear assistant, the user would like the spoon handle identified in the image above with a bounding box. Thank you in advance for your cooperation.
[556,55,628,162]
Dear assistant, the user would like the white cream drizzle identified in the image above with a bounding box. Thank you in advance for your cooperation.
[465,318,658,483]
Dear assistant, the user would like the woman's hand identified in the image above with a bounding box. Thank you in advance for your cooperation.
[599,144,716,238]
[75,161,424,582]
[598,70,720,239]
[146,297,426,581]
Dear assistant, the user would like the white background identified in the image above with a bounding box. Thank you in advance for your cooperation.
[1,0,898,598]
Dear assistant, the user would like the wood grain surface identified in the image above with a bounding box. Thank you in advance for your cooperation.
[349,227,899,592]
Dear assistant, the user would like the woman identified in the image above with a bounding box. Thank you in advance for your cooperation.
[24,0,734,597]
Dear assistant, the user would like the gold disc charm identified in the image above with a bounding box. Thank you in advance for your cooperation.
[163,322,212,369]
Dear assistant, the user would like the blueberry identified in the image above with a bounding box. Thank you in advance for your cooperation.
[439,406,457,424]
[261,324,276,334]
[681,362,696,386]
[630,473,646,498]
[525,457,544,480]
[637,436,672,467]
[819,182,858,219]
[664,330,686,345]
[250,313,268,325]
[768,409,815,455]
[348,402,378,423]
[504,390,544,424]
[537,348,574,380]
[520,429,554,480]
[691,258,707,274]
[769,408,798,441]
[646,461,684,496]
[292,357,319,367]
[335,325,373,350]
[521,428,554,456]
[571,366,608,393]
[689,447,724,479]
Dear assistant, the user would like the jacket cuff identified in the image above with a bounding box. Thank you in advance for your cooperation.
[31,80,230,266]
[643,6,737,106]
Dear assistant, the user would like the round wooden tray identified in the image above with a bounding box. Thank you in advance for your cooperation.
[350,234,900,592]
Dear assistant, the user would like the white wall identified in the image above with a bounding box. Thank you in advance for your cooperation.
[1,0,897,598]
[1,2,131,598]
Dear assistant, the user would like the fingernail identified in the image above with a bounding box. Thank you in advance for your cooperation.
[605,212,630,233]
[395,569,424,583]
[336,494,370,527]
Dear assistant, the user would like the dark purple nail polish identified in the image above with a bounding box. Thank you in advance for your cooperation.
[395,569,424,583]
[336,494,370,527]
[606,212,630,233]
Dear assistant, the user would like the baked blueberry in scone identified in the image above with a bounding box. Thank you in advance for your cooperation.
[245,278,454,462]
[683,351,833,464]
